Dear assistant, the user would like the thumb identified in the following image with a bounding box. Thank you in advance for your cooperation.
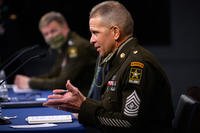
[66,80,78,93]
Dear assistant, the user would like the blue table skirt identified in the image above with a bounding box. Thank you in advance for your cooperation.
[0,87,85,133]
[0,107,85,133]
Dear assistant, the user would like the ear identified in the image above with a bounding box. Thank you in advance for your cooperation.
[112,26,120,41]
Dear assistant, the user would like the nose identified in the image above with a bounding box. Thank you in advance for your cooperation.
[45,33,54,40]
[90,35,96,45]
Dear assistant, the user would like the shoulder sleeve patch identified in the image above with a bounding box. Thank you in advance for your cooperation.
[129,67,142,85]
[67,47,78,58]
[130,62,144,68]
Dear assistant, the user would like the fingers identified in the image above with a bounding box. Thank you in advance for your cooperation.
[53,89,67,94]
[44,91,71,105]
[66,80,75,90]
[14,75,20,84]
[66,80,79,93]
[44,81,82,113]
[43,100,79,113]
[47,94,63,99]
[66,80,73,90]
[43,98,63,106]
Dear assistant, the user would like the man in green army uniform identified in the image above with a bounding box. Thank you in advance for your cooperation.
[44,1,174,133]
[14,11,97,95]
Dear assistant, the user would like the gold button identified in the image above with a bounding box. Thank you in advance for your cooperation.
[120,53,125,58]
[133,50,138,54]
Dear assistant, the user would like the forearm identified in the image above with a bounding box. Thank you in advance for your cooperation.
[78,98,135,128]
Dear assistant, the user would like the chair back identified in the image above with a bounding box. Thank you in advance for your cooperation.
[173,94,200,133]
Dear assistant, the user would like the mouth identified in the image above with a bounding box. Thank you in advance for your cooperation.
[95,46,101,52]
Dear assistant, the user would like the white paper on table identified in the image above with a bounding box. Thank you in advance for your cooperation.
[10,123,57,128]
[12,85,33,93]
[25,115,72,124]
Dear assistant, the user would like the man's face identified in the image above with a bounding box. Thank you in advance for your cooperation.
[40,21,64,41]
[89,17,116,57]
[40,21,67,49]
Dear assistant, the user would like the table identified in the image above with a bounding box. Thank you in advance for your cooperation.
[0,87,86,133]
[0,107,85,133]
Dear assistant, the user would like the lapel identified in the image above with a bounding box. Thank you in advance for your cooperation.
[103,38,138,86]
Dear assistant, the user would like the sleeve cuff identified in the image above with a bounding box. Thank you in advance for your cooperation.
[78,98,101,126]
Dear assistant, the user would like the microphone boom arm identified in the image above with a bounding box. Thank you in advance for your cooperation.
[0,54,45,86]
[0,45,39,71]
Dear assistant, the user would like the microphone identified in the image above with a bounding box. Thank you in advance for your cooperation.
[0,45,39,71]
[0,52,47,86]
[0,50,46,125]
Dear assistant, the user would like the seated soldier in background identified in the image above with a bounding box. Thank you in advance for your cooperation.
[14,11,97,95]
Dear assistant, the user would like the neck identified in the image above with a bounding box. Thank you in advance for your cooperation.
[116,35,132,47]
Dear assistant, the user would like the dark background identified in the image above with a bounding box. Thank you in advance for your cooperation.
[0,0,170,83]
[0,0,200,109]
[0,0,170,51]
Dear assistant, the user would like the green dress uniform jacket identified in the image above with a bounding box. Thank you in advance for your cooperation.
[29,31,97,95]
[78,37,174,132]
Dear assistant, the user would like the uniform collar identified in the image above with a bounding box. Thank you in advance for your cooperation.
[103,37,139,85]
[117,37,134,55]
[99,49,117,66]
[99,37,134,66]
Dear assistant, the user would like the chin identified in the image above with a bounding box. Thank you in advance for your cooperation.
[100,53,108,58]
[99,53,104,57]
[98,53,104,57]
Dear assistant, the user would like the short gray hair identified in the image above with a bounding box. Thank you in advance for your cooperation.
[90,1,134,37]
[39,11,68,29]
